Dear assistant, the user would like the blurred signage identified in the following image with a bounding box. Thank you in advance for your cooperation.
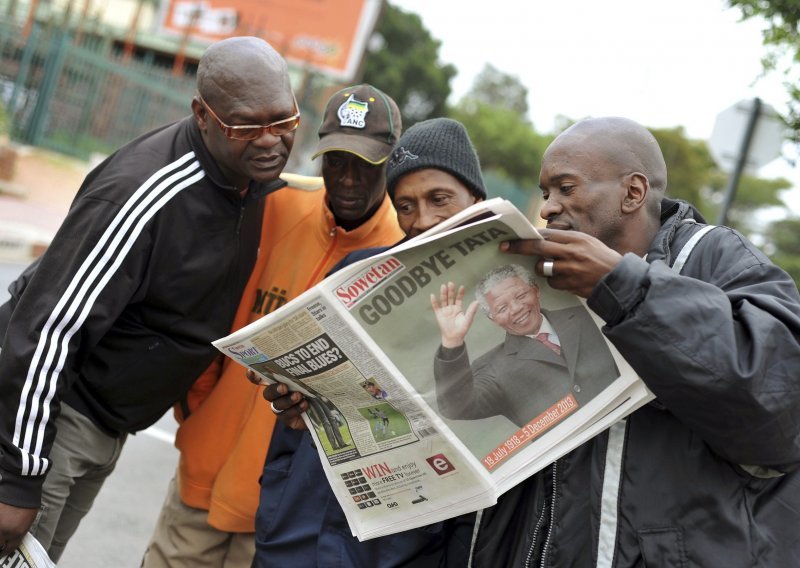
[159,0,384,81]
[709,98,785,173]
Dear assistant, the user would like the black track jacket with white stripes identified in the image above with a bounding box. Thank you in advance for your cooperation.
[0,116,285,507]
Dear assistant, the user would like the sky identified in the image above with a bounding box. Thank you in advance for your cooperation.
[391,0,800,217]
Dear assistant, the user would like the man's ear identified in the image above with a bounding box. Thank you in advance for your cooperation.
[622,172,649,213]
[191,97,208,131]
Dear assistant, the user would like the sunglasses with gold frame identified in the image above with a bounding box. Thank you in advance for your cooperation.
[198,95,301,141]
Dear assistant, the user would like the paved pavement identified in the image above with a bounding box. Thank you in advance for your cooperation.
[1,262,179,567]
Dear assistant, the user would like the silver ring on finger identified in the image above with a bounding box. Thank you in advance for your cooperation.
[270,401,284,415]
[542,259,555,278]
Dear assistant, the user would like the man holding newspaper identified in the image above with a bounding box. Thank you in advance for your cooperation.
[469,116,800,566]
[266,115,800,567]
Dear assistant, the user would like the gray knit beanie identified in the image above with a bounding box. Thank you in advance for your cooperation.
[386,118,486,200]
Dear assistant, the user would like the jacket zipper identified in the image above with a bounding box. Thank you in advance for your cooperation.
[524,460,558,568]
[539,461,558,567]
[524,507,546,568]
[178,194,246,421]
[232,197,246,313]
[236,199,246,235]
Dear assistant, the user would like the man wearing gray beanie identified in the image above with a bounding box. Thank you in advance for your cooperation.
[260,117,487,567]
[383,118,486,240]
[387,117,487,202]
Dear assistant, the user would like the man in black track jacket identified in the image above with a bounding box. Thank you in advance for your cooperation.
[0,36,298,561]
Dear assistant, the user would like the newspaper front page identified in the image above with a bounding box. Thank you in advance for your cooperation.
[213,198,653,540]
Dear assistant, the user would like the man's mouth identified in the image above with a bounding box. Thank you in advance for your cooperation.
[513,311,530,326]
[332,195,362,208]
[251,155,283,169]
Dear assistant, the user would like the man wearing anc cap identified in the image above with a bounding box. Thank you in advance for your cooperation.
[141,84,404,568]
[313,85,403,231]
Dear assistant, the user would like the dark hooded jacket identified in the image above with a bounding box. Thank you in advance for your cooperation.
[469,198,800,567]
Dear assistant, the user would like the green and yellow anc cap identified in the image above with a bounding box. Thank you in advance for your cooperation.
[313,84,402,165]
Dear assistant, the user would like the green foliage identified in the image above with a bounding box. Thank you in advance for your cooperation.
[361,5,546,198]
[721,173,791,231]
[769,216,800,254]
[481,169,538,211]
[650,126,718,218]
[727,0,800,140]
[361,3,456,126]
[450,102,550,191]
[450,65,549,196]
[460,64,530,117]
[0,101,8,137]
[649,125,792,233]
[766,217,800,286]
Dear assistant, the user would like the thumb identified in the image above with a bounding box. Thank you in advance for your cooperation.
[464,300,481,327]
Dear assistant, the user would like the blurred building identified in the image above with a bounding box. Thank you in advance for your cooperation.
[0,0,385,261]
[1,0,385,172]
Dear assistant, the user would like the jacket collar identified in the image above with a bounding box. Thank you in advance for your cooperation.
[503,331,566,367]
[647,198,707,265]
[314,193,402,249]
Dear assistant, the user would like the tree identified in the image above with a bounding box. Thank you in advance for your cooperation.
[361,3,456,126]
[451,103,549,189]
[726,0,800,140]
[766,216,800,285]
[650,126,718,218]
[460,63,529,117]
[650,126,792,233]
[715,172,792,232]
[450,66,550,192]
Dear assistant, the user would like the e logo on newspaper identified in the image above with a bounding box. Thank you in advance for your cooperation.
[426,454,456,475]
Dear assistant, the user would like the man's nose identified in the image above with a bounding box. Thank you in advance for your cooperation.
[539,195,561,221]
[337,163,360,187]
[250,129,281,148]
[413,205,439,233]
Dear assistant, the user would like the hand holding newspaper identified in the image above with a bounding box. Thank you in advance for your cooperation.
[213,198,653,540]
[1,533,57,568]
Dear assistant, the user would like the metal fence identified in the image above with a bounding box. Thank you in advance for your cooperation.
[0,18,196,160]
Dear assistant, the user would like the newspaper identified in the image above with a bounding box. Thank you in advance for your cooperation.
[213,198,654,540]
[1,534,56,568]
